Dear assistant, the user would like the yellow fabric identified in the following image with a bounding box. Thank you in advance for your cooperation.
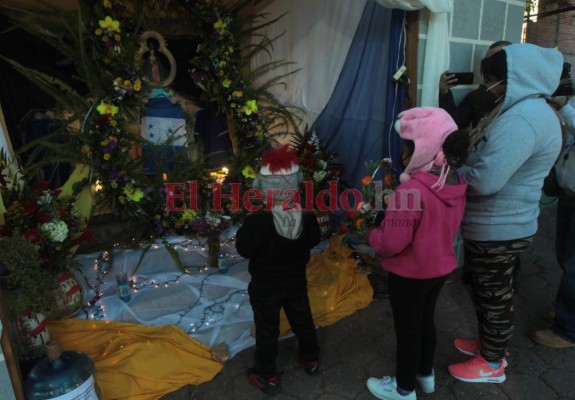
[58,164,94,219]
[280,235,374,335]
[49,319,223,400]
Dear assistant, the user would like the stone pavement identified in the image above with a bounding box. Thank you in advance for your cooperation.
[161,201,575,400]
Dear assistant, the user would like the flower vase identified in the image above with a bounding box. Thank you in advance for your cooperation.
[207,238,220,268]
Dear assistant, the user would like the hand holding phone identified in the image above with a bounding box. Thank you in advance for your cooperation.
[451,72,474,85]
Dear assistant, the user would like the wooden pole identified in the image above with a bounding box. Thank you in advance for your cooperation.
[0,288,25,400]
[404,11,420,109]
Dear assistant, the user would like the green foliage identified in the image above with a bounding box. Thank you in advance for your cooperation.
[0,236,59,317]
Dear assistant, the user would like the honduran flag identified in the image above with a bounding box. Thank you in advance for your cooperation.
[141,91,187,174]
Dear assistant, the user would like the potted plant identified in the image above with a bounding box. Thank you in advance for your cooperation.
[0,152,90,319]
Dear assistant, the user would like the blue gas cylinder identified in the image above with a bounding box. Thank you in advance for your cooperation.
[24,341,99,399]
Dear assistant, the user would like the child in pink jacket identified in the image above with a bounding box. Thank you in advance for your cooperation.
[367,107,469,400]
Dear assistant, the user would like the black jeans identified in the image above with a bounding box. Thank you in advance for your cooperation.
[248,277,320,376]
[388,272,448,392]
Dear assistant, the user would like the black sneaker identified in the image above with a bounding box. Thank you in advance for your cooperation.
[302,359,320,376]
[246,368,280,394]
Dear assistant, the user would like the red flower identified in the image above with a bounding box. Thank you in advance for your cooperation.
[338,223,348,234]
[361,175,373,186]
[35,213,52,223]
[384,174,395,188]
[23,229,42,245]
[21,201,38,215]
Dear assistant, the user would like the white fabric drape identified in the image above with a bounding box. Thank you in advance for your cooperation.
[251,0,368,131]
[375,0,453,107]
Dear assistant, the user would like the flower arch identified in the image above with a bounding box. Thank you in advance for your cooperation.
[2,0,300,240]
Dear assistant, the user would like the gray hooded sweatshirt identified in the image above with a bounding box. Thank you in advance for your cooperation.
[460,43,563,241]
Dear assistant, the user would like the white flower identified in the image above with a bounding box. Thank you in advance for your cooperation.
[37,190,54,206]
[356,201,372,213]
[317,160,327,170]
[313,170,327,182]
[1,160,25,192]
[40,220,69,242]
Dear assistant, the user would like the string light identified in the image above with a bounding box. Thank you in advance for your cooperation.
[75,236,244,331]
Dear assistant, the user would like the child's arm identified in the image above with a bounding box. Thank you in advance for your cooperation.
[368,189,421,258]
[305,212,321,249]
[235,216,260,259]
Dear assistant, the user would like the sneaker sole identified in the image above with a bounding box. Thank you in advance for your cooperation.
[366,382,391,400]
[449,374,506,383]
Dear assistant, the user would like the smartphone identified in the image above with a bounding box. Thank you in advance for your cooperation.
[451,72,474,85]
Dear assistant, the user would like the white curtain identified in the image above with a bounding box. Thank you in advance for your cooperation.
[375,0,453,106]
[251,0,368,131]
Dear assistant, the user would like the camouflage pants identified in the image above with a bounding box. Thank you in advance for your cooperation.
[464,236,534,362]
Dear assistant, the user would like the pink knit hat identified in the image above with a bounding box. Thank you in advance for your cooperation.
[395,107,458,187]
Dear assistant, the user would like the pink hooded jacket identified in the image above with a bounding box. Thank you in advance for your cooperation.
[369,171,467,279]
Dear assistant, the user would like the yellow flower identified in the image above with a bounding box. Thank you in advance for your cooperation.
[243,100,258,116]
[103,153,111,160]
[95,28,103,36]
[118,195,126,204]
[219,60,227,68]
[99,16,120,33]
[114,77,123,85]
[133,79,142,91]
[233,90,243,98]
[123,183,144,202]
[123,80,132,88]
[114,34,121,42]
[242,165,257,179]
[110,119,117,126]
[103,0,112,8]
[222,79,231,88]
[231,102,237,108]
[110,181,118,189]
[180,209,197,221]
[96,101,119,115]
[214,18,227,33]
[100,139,109,146]
[228,46,234,53]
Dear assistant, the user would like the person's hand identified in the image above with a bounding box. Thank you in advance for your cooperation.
[547,96,567,111]
[439,71,458,95]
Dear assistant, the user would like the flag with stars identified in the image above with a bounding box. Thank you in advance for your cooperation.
[141,96,187,174]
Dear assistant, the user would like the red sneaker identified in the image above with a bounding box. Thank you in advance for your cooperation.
[448,354,506,383]
[454,338,509,368]
[454,338,480,356]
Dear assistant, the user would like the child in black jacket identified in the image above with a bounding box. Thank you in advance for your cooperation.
[236,145,321,395]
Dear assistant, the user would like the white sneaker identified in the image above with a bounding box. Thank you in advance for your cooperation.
[366,376,416,400]
[415,369,435,394]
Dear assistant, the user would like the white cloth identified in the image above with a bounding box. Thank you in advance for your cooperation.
[250,0,367,131]
[376,0,453,107]
[71,236,328,358]
[375,0,451,13]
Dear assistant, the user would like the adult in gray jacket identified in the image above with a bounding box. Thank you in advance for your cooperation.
[448,43,563,383]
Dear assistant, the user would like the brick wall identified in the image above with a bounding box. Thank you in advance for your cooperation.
[525,0,575,66]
